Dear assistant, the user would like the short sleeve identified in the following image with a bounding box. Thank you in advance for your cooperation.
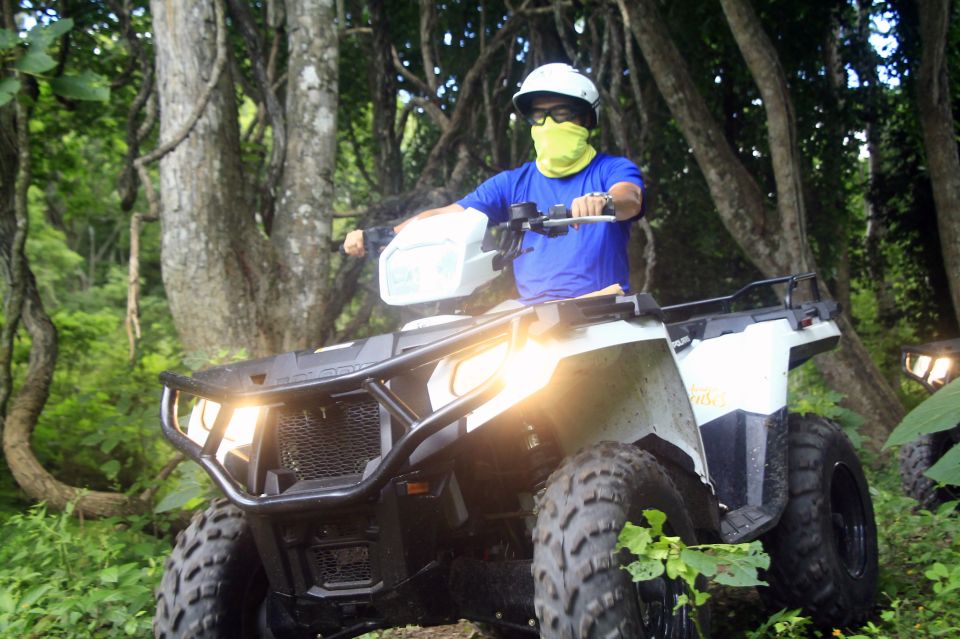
[456,171,512,224]
[602,156,645,220]
[602,156,644,191]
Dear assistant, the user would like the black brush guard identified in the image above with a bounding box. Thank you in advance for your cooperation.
[160,295,658,515]
[159,273,825,516]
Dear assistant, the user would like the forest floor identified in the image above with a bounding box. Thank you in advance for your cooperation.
[374,585,763,637]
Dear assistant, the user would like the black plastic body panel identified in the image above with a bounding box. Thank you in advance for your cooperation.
[699,408,789,542]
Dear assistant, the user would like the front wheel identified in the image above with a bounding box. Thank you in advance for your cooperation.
[899,428,960,510]
[761,414,878,628]
[154,499,270,639]
[532,442,707,638]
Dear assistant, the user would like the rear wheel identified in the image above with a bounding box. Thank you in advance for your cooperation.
[532,442,706,638]
[154,499,270,639]
[899,428,960,510]
[761,414,878,628]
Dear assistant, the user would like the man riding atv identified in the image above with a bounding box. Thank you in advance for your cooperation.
[343,62,645,304]
[155,62,878,639]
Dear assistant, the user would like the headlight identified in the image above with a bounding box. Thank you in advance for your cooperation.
[452,342,510,396]
[186,399,261,449]
[906,353,933,379]
[905,352,955,388]
[451,339,548,396]
[928,357,953,386]
[383,241,460,300]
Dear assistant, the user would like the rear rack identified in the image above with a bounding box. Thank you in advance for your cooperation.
[662,272,821,318]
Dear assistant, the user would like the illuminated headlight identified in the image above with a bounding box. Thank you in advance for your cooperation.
[906,353,955,387]
[907,354,933,378]
[383,241,460,300]
[186,399,261,449]
[928,357,953,386]
[451,339,548,397]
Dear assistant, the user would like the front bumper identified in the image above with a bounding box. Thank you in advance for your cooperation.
[159,295,653,515]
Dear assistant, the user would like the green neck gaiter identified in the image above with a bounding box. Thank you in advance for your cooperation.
[531,118,596,177]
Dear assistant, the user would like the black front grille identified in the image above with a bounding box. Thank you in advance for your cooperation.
[308,543,372,586]
[276,398,382,481]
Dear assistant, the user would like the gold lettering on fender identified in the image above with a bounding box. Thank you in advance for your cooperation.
[688,384,728,408]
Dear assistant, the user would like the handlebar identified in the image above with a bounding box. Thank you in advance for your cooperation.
[337,203,616,258]
[515,214,616,230]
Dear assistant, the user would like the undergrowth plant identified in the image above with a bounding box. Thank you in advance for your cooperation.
[617,509,769,638]
[0,501,168,638]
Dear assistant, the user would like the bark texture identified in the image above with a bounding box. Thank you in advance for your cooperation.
[619,0,905,444]
[151,0,266,355]
[150,0,340,356]
[916,0,960,327]
[271,0,339,351]
[616,0,780,277]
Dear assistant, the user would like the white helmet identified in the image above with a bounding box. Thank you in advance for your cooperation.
[512,63,600,128]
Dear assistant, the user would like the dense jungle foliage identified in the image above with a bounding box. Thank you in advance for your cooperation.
[0,0,958,637]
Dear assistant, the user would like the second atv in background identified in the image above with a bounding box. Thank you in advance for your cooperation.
[898,338,960,509]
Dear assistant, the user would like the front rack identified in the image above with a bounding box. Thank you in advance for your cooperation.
[160,294,655,514]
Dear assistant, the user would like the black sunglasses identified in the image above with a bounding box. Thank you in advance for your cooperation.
[525,104,587,126]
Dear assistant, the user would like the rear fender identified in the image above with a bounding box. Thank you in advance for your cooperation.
[675,318,840,425]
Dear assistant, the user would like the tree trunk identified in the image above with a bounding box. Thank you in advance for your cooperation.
[721,0,904,439]
[151,0,341,357]
[916,0,960,327]
[369,0,403,196]
[615,0,781,277]
[718,0,814,273]
[270,0,339,352]
[619,0,904,444]
[852,0,898,329]
[151,0,268,356]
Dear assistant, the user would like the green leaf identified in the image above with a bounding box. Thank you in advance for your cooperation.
[0,28,17,50]
[100,565,120,584]
[681,542,769,587]
[885,378,960,448]
[25,18,73,49]
[617,522,653,555]
[925,442,960,486]
[0,589,16,614]
[101,459,121,480]
[13,49,56,75]
[0,77,18,107]
[154,484,204,513]
[643,509,667,537]
[624,557,665,582]
[49,71,110,102]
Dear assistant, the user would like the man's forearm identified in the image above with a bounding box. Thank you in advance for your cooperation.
[609,182,644,221]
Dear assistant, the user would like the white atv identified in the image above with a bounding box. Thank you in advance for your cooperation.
[154,205,878,639]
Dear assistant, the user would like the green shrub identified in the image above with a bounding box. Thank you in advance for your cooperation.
[0,502,168,638]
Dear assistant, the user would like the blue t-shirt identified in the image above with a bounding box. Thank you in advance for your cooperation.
[457,153,645,304]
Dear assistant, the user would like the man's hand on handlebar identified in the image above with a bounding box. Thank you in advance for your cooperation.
[343,229,366,257]
[342,226,397,257]
[570,192,614,229]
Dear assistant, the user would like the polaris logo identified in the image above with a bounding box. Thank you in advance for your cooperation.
[672,335,691,350]
[275,362,375,385]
